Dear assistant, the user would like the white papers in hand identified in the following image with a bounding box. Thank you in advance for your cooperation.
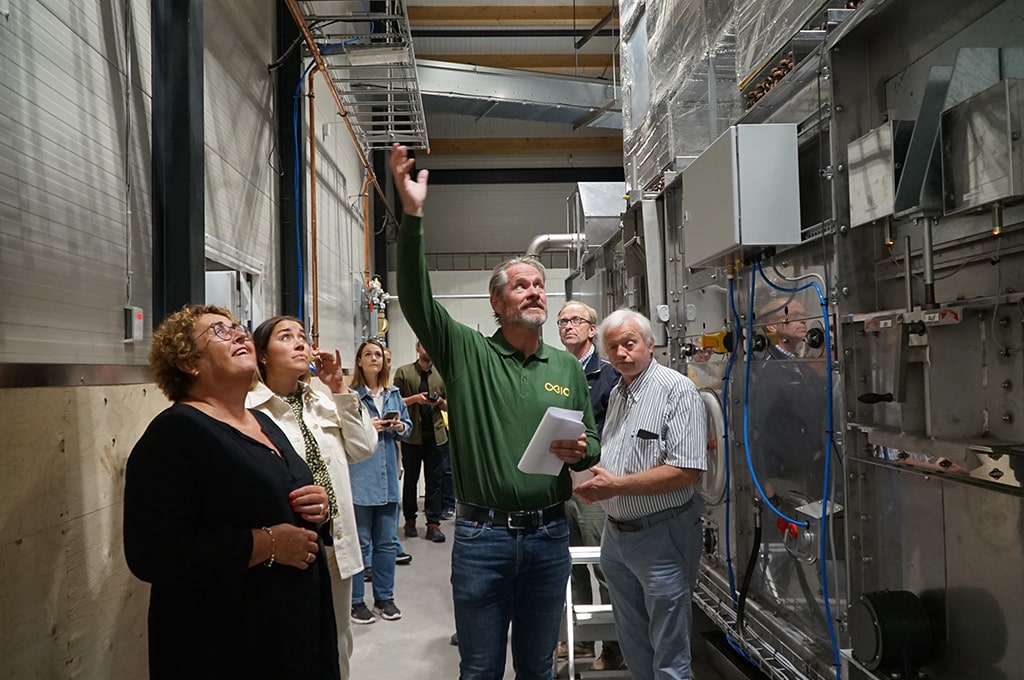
[517,407,585,476]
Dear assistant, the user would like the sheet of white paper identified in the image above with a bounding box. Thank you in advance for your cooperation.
[518,407,585,476]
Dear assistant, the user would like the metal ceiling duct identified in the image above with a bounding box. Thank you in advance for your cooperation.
[417,59,622,129]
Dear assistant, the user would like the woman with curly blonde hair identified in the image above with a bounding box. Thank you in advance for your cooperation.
[124,304,340,679]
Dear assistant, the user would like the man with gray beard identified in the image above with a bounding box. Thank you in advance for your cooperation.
[391,143,600,680]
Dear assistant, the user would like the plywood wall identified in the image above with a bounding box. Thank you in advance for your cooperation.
[0,384,167,678]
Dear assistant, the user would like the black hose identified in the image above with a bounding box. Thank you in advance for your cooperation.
[735,499,764,634]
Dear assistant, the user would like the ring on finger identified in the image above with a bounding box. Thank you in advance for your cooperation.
[306,552,314,563]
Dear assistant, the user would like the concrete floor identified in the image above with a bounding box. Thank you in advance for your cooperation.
[348,514,726,680]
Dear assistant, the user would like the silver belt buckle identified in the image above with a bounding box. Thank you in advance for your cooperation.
[507,511,531,530]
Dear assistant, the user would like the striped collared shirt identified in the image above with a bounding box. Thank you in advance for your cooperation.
[599,359,707,521]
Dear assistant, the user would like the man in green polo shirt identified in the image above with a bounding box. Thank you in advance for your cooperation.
[390,143,600,680]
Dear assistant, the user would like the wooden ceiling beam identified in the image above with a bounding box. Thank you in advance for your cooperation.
[408,5,617,26]
[428,136,622,155]
[417,53,616,69]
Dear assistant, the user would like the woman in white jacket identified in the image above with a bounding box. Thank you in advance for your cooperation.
[247,316,377,679]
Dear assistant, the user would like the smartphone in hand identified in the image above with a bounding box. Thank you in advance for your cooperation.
[382,410,400,421]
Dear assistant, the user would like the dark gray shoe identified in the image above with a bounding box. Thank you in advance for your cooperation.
[351,603,376,624]
[425,524,446,542]
[374,599,402,621]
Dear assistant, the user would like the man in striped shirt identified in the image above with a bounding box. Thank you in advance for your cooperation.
[574,309,707,680]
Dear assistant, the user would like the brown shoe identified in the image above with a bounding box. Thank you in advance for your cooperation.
[557,641,594,660]
[574,642,595,658]
[591,643,625,671]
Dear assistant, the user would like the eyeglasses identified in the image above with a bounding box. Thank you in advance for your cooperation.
[201,321,251,342]
[556,316,590,328]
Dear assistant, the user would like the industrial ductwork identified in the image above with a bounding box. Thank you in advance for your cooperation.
[525,232,586,257]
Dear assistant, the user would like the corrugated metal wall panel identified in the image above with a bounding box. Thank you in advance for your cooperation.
[203,1,278,315]
[33,0,153,91]
[0,0,152,364]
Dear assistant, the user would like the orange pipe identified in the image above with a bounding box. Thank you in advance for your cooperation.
[363,175,373,288]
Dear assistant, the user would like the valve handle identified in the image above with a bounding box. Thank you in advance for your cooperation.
[857,392,894,404]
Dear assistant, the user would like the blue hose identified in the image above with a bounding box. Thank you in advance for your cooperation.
[753,261,842,677]
[742,268,809,529]
[291,59,317,321]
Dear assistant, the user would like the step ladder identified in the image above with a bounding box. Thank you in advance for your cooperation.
[560,546,627,679]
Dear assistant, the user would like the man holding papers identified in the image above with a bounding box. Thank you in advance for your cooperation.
[574,309,707,680]
[390,143,599,680]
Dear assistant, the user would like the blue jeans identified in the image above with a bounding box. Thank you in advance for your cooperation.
[600,503,703,680]
[451,516,570,680]
[352,502,399,604]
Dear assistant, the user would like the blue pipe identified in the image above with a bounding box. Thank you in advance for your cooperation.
[291,59,317,321]
[753,261,842,677]
[742,268,809,529]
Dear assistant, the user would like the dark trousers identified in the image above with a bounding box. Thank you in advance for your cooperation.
[401,441,445,526]
[441,444,455,511]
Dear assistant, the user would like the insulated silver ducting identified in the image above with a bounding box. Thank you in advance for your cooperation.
[525,233,586,257]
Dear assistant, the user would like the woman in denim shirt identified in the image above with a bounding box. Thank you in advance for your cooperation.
[348,338,412,625]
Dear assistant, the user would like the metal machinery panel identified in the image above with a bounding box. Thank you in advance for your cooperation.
[567,182,628,262]
[831,1,1024,678]
[847,122,914,227]
[663,175,687,370]
[620,199,668,345]
[941,78,1024,214]
[683,124,803,267]
[848,459,1024,679]
[892,66,951,218]
[575,2,1024,679]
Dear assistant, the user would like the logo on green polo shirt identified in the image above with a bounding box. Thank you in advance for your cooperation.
[545,382,570,397]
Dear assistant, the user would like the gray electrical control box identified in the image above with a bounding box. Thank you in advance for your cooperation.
[124,306,144,343]
[682,124,801,268]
